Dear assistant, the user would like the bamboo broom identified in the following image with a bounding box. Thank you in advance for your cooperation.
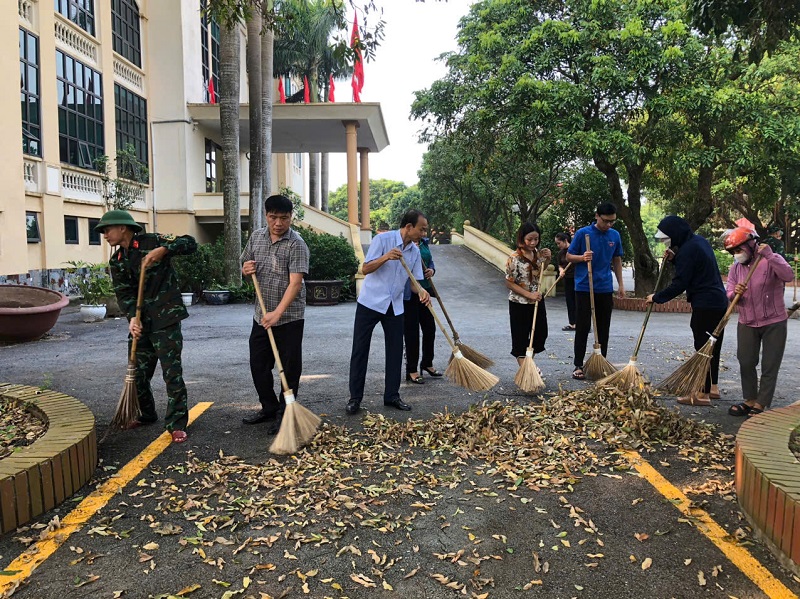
[400,258,498,392]
[110,266,147,429]
[426,273,494,369]
[250,274,321,455]
[596,250,669,391]
[658,254,763,397]
[582,235,618,380]
[515,263,572,393]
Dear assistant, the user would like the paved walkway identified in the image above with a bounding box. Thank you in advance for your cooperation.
[0,244,799,598]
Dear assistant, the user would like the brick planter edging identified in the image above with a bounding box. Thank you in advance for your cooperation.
[735,405,800,575]
[0,383,96,535]
[613,296,693,313]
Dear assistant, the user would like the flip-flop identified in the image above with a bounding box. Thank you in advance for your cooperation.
[709,392,721,400]
[572,368,585,380]
[562,325,576,331]
[677,395,711,406]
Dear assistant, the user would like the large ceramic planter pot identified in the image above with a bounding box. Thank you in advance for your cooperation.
[0,285,69,342]
[80,304,107,322]
[203,290,231,305]
[305,280,343,306]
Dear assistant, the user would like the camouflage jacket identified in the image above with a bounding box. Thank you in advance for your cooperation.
[110,233,197,332]
[762,237,787,261]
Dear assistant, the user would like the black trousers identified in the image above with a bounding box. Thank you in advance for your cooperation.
[564,277,576,325]
[349,303,404,403]
[690,307,726,393]
[249,318,304,416]
[574,291,613,368]
[403,294,436,373]
[509,300,548,358]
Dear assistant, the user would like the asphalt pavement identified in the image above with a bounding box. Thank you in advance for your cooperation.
[1,244,799,598]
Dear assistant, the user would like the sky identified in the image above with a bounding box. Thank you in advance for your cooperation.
[326,0,476,192]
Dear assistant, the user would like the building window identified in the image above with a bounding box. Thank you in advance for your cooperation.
[206,139,222,193]
[200,0,220,102]
[112,0,141,67]
[64,216,79,244]
[20,29,42,157]
[56,50,104,169]
[293,153,302,170]
[88,218,101,245]
[54,0,95,37]
[26,212,40,243]
[114,84,148,179]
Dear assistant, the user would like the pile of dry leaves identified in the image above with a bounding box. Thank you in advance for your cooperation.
[0,398,47,460]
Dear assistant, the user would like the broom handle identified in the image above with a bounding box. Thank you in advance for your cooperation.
[421,258,460,341]
[128,266,148,361]
[630,250,670,359]
[794,256,797,302]
[585,235,602,348]
[399,258,458,352]
[525,263,572,351]
[709,253,763,338]
[251,274,292,396]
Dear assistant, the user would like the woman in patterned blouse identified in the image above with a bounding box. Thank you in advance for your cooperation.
[505,222,551,366]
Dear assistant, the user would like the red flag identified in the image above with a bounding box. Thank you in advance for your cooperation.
[303,76,310,103]
[350,13,364,102]
[207,78,217,104]
[329,75,335,102]
[278,77,286,104]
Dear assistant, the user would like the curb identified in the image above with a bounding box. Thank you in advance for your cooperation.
[735,405,800,575]
[0,383,96,534]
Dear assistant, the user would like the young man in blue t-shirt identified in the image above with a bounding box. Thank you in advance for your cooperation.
[566,202,625,379]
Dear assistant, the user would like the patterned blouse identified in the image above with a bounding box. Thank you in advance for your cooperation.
[505,249,544,304]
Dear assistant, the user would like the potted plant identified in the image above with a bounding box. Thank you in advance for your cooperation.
[296,227,359,306]
[202,283,231,305]
[66,261,115,322]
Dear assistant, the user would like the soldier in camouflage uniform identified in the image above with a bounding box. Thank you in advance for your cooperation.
[763,225,787,261]
[95,210,197,443]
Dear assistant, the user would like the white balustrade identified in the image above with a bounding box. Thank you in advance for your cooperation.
[114,58,145,93]
[54,18,98,66]
[23,159,40,193]
[61,167,103,202]
[18,0,35,25]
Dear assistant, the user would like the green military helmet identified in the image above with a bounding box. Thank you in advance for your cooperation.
[94,210,143,233]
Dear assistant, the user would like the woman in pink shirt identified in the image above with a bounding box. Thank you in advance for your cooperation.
[724,219,794,417]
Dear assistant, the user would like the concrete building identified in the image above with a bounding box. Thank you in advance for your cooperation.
[5,0,387,289]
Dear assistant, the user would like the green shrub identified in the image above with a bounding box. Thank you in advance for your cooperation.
[173,237,226,294]
[714,249,733,275]
[228,281,255,303]
[296,226,359,299]
[65,261,115,304]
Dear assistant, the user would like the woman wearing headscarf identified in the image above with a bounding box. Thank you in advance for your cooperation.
[646,216,728,405]
[723,219,793,417]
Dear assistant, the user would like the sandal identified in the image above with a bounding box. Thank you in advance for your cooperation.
[572,368,585,380]
[746,407,764,418]
[677,394,711,406]
[562,325,576,331]
[728,402,753,417]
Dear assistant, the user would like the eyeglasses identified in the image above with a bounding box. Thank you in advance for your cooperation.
[598,216,617,224]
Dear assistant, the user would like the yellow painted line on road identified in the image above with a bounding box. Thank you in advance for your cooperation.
[0,402,212,594]
[622,449,797,599]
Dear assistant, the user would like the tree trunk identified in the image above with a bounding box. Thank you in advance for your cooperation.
[594,155,657,296]
[220,21,242,287]
[247,11,263,236]
[261,7,273,206]
[309,153,319,208]
[685,165,715,231]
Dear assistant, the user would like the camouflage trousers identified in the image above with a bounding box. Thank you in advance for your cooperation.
[128,323,189,432]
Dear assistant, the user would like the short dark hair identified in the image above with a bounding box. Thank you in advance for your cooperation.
[596,202,617,216]
[516,221,541,248]
[555,231,572,243]
[400,209,427,228]
[264,194,293,215]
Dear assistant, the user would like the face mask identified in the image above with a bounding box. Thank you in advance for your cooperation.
[733,252,749,264]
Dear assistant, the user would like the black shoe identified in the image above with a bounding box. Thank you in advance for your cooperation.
[242,410,275,425]
[345,399,361,415]
[406,372,425,384]
[266,416,283,435]
[422,367,443,377]
[384,398,412,411]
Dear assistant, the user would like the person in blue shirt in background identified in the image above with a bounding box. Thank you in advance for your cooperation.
[566,202,625,380]
[346,210,431,415]
[403,236,440,385]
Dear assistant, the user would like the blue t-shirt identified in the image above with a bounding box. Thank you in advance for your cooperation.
[568,223,623,293]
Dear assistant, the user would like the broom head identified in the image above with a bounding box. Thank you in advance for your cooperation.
[445,349,499,392]
[657,338,714,397]
[596,359,645,391]
[269,392,321,455]
[454,339,494,368]
[515,349,545,393]
[583,345,618,380]
[110,362,141,429]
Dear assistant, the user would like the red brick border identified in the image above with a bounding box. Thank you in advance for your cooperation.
[613,296,693,313]
[0,383,96,535]
[735,405,800,575]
